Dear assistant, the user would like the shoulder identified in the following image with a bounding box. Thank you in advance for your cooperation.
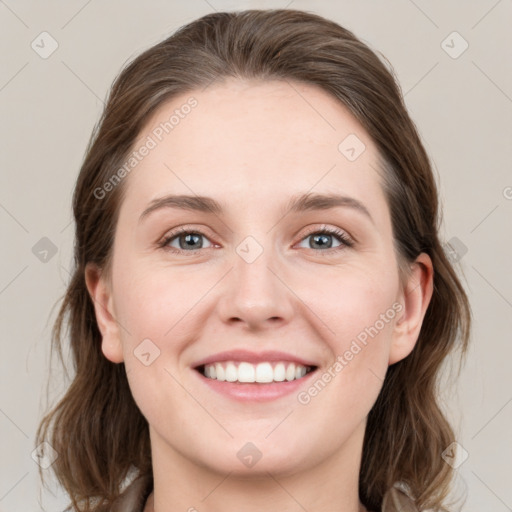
[111,473,153,512]
[381,482,420,512]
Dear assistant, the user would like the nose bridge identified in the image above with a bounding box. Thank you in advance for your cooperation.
[218,233,294,327]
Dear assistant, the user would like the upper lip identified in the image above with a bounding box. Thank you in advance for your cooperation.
[192,350,318,368]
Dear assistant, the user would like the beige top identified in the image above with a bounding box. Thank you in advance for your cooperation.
[111,474,420,512]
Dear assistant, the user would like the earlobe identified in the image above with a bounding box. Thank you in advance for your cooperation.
[84,263,124,364]
[389,253,434,366]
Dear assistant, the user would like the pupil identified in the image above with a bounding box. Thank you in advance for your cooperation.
[181,233,202,249]
[312,233,332,249]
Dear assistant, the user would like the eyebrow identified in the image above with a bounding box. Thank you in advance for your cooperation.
[139,192,374,225]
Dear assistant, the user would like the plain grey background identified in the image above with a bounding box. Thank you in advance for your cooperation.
[1,1,511,510]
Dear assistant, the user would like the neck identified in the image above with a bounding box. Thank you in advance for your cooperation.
[145,422,368,512]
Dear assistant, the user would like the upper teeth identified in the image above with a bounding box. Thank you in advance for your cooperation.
[203,361,310,383]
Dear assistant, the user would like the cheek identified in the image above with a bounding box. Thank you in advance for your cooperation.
[113,267,205,413]
[304,265,399,344]
[114,258,198,328]
[302,267,399,401]
[333,290,398,356]
[112,262,215,366]
[301,278,397,423]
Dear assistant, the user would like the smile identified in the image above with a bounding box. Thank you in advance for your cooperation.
[191,349,320,401]
[199,361,317,383]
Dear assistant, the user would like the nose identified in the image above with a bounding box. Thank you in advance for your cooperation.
[216,242,295,330]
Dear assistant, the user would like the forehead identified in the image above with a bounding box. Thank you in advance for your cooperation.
[122,78,385,219]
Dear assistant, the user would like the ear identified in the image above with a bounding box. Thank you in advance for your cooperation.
[84,263,124,364]
[389,253,434,365]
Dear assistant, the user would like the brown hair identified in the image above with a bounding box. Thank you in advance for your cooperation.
[36,9,471,511]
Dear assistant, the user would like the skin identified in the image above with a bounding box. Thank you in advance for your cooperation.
[86,78,433,512]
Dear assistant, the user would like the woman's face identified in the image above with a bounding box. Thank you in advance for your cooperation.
[87,78,432,477]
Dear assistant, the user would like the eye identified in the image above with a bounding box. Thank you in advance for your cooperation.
[159,227,214,254]
[296,226,354,252]
[158,225,354,256]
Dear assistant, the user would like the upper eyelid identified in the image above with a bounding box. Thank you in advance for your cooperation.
[299,224,350,238]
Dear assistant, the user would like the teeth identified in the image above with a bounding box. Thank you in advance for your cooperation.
[255,362,273,382]
[216,364,226,381]
[286,363,296,381]
[225,362,237,382]
[201,361,312,383]
[239,362,256,382]
[273,362,286,382]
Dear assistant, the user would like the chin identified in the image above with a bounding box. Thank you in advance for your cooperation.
[193,437,315,478]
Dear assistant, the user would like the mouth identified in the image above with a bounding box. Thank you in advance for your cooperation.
[190,349,320,401]
[194,361,318,384]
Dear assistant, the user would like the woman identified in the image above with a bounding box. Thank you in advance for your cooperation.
[36,9,471,512]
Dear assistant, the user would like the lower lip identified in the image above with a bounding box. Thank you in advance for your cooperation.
[194,368,318,402]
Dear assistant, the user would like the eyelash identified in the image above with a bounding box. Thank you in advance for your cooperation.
[158,225,354,256]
